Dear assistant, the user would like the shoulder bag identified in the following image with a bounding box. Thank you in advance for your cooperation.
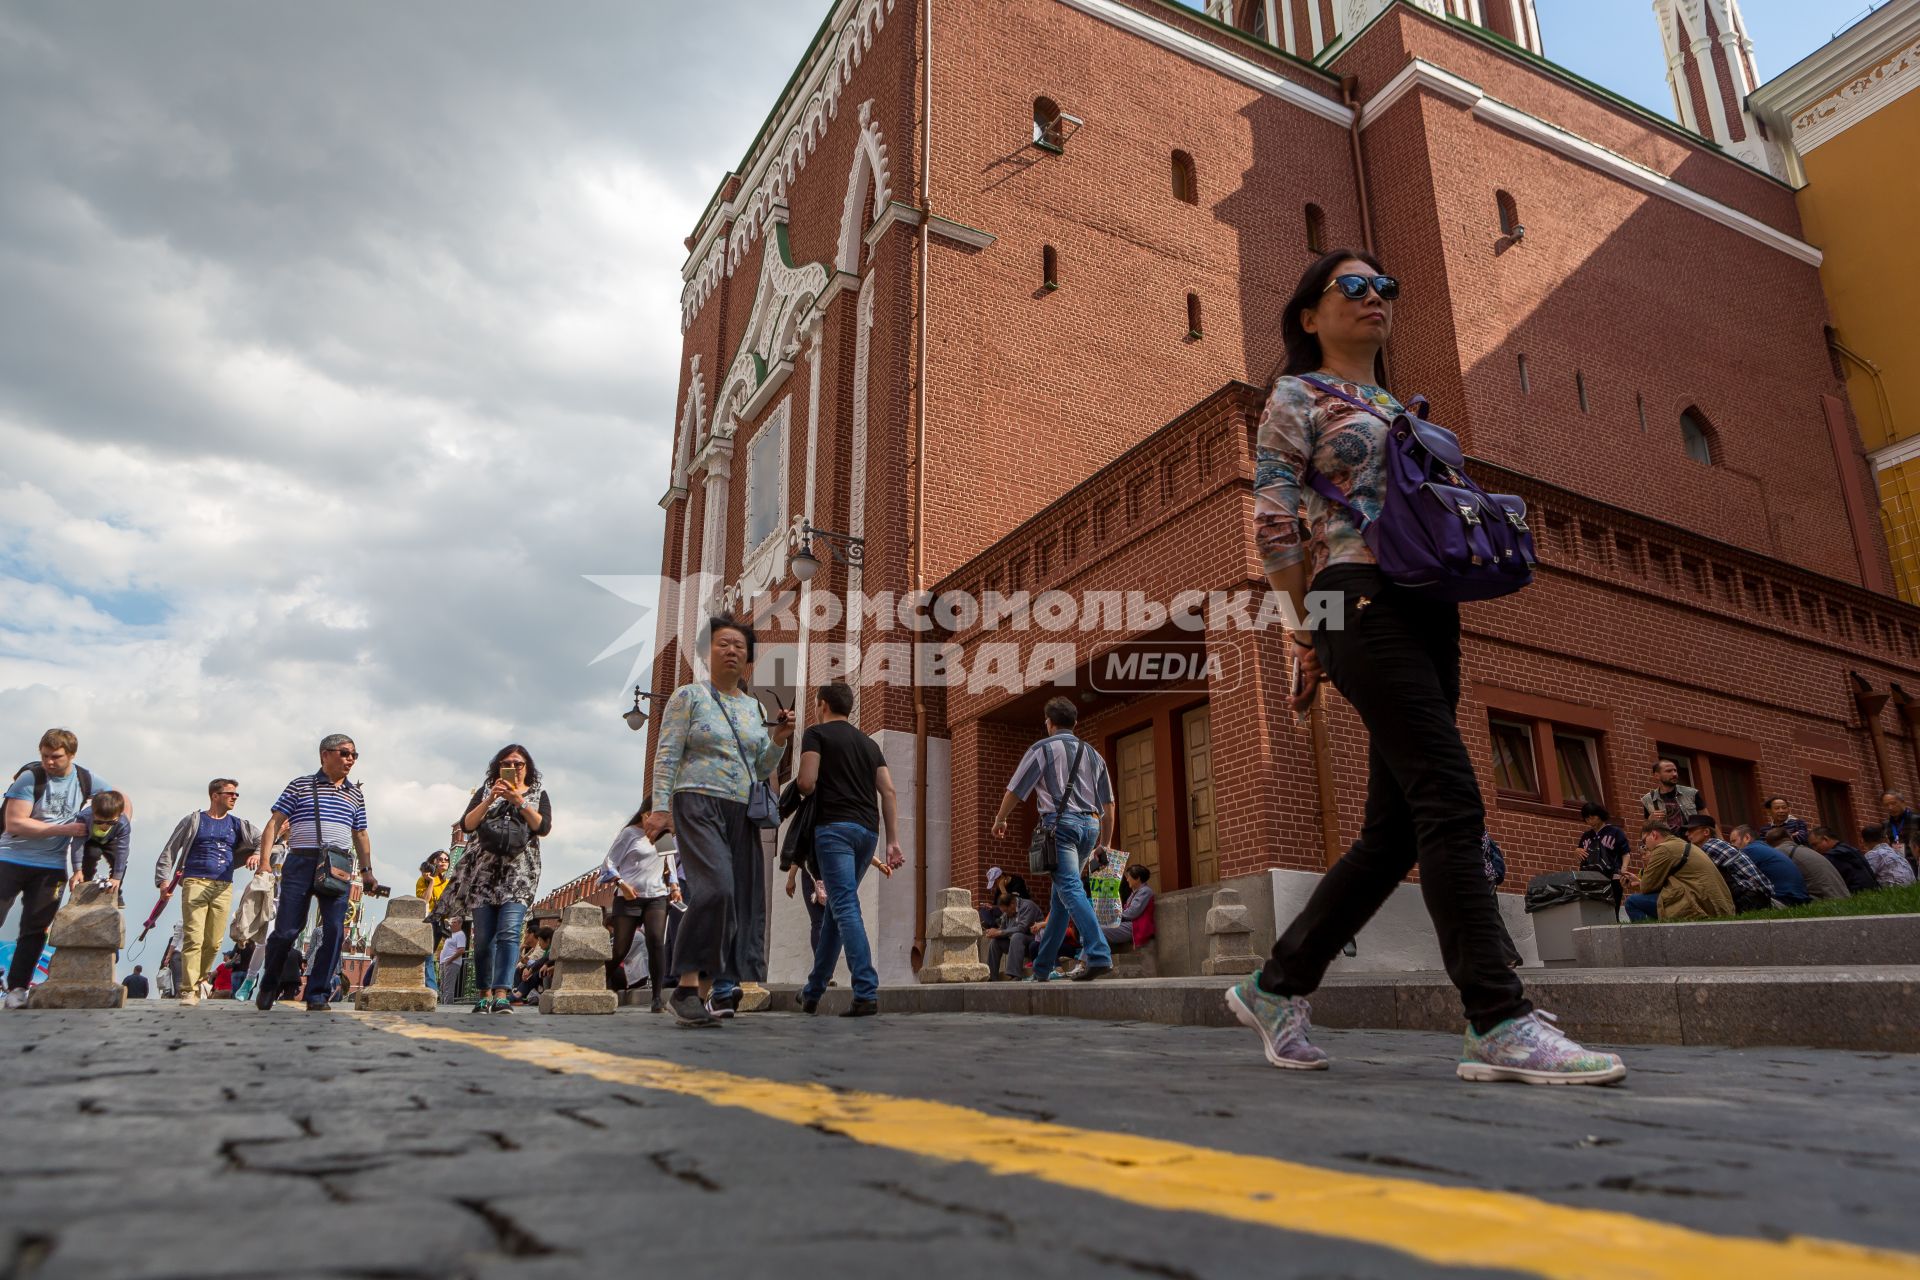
[1026,738,1086,876]
[308,777,357,899]
[1298,375,1535,603]
[709,684,781,829]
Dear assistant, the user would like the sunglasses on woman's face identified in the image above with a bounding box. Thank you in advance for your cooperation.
[1323,273,1400,302]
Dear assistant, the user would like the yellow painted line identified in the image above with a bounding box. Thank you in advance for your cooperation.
[362,1016,1920,1280]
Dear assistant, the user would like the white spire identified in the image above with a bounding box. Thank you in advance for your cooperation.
[1650,0,1787,177]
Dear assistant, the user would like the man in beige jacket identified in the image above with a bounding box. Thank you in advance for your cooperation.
[1623,820,1734,922]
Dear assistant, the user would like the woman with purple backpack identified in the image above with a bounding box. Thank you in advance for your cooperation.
[1226,249,1624,1086]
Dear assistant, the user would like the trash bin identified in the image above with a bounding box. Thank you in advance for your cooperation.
[1524,872,1620,968]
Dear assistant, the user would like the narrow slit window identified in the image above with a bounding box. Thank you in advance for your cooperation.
[1305,203,1325,253]
[1033,96,1063,150]
[1576,371,1589,414]
[1171,150,1197,204]
[1042,244,1058,291]
[1186,292,1202,339]
[1518,353,1530,394]
[1496,189,1520,237]
[1637,392,1647,432]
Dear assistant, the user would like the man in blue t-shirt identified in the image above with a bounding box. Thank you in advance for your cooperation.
[155,778,261,1007]
[0,729,114,1009]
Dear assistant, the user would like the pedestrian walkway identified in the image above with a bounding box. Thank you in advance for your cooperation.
[367,1014,1920,1279]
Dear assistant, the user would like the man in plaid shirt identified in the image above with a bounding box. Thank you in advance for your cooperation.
[1683,813,1773,914]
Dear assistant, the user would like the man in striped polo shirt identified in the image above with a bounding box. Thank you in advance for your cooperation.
[253,734,376,1012]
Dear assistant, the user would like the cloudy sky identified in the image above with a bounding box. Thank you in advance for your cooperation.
[0,0,1843,956]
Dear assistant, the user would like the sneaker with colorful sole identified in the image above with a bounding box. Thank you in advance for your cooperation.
[1457,1010,1626,1085]
[1225,971,1329,1070]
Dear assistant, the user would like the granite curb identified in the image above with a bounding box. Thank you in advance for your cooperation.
[766,966,1920,1052]
[1573,912,1920,968]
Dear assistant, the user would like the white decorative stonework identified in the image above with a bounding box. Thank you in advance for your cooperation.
[680,0,897,332]
[714,223,830,439]
[1791,32,1920,155]
[673,353,706,492]
[737,396,791,604]
[837,100,893,273]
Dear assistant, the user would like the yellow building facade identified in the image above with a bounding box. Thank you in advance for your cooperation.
[1752,1,1920,601]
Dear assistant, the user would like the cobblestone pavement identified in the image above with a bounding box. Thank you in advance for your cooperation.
[3,1002,1918,1279]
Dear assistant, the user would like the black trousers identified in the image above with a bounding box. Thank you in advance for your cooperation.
[607,897,670,996]
[0,862,65,989]
[1261,565,1531,1034]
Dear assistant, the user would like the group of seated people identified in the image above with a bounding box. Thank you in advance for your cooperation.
[977,861,1157,981]
[1571,779,1917,923]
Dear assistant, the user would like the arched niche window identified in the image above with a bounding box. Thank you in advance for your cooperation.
[1681,407,1715,465]
[1186,292,1203,339]
[1305,203,1325,253]
[1238,0,1269,42]
[1033,96,1063,151]
[1496,189,1521,237]
[1042,244,1059,291]
[1171,150,1198,204]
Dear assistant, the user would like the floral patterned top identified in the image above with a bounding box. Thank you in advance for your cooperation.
[1252,373,1401,579]
[650,682,785,811]
[437,783,550,913]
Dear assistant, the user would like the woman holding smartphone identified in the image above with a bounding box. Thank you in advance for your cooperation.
[450,744,552,1014]
[645,616,792,1028]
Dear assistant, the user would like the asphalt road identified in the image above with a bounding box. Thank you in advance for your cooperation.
[3,1002,1918,1280]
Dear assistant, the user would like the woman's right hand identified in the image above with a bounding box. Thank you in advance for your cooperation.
[784,867,799,899]
[641,811,671,841]
[1288,631,1323,713]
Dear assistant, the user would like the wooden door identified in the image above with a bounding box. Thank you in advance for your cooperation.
[1183,705,1219,886]
[1116,726,1160,880]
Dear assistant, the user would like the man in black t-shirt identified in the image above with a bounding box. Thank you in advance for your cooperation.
[795,682,903,1017]
[120,966,149,1001]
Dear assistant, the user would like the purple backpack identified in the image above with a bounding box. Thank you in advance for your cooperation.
[1299,376,1535,603]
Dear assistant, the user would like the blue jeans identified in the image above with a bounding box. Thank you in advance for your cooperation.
[424,956,439,992]
[1031,814,1110,976]
[802,823,879,1003]
[1625,892,1660,922]
[471,901,528,991]
[259,852,351,1008]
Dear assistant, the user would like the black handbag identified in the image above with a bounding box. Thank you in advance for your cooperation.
[476,793,531,857]
[1026,739,1085,876]
[307,777,356,900]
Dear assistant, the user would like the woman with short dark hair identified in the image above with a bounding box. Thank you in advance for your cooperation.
[1228,249,1623,1086]
[644,617,792,1027]
[443,744,551,1014]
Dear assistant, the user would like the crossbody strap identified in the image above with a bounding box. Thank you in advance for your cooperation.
[1294,375,1386,525]
[1045,737,1086,819]
[706,682,761,778]
[307,776,325,850]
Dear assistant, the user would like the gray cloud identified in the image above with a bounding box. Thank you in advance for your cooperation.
[0,2,826,943]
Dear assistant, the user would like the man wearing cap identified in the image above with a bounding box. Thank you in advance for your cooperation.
[1623,820,1733,921]
[1681,814,1772,914]
[1727,824,1808,906]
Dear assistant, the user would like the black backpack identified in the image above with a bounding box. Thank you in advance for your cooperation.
[1,763,94,836]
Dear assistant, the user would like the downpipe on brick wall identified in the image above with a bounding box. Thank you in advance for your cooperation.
[910,0,933,972]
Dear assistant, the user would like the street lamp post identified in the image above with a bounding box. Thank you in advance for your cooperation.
[622,686,660,731]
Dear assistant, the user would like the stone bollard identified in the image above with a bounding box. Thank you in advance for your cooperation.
[353,896,437,1012]
[538,902,617,1014]
[1201,886,1263,977]
[918,887,990,983]
[30,883,124,1009]
[734,981,771,1013]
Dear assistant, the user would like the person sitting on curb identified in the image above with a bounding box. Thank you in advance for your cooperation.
[1681,814,1773,914]
[1860,823,1917,889]
[1727,824,1809,906]
[1100,864,1156,953]
[1639,759,1701,834]
[1766,824,1849,901]
[1764,797,1812,848]
[1623,820,1733,922]
[984,889,1042,981]
[1807,826,1881,896]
